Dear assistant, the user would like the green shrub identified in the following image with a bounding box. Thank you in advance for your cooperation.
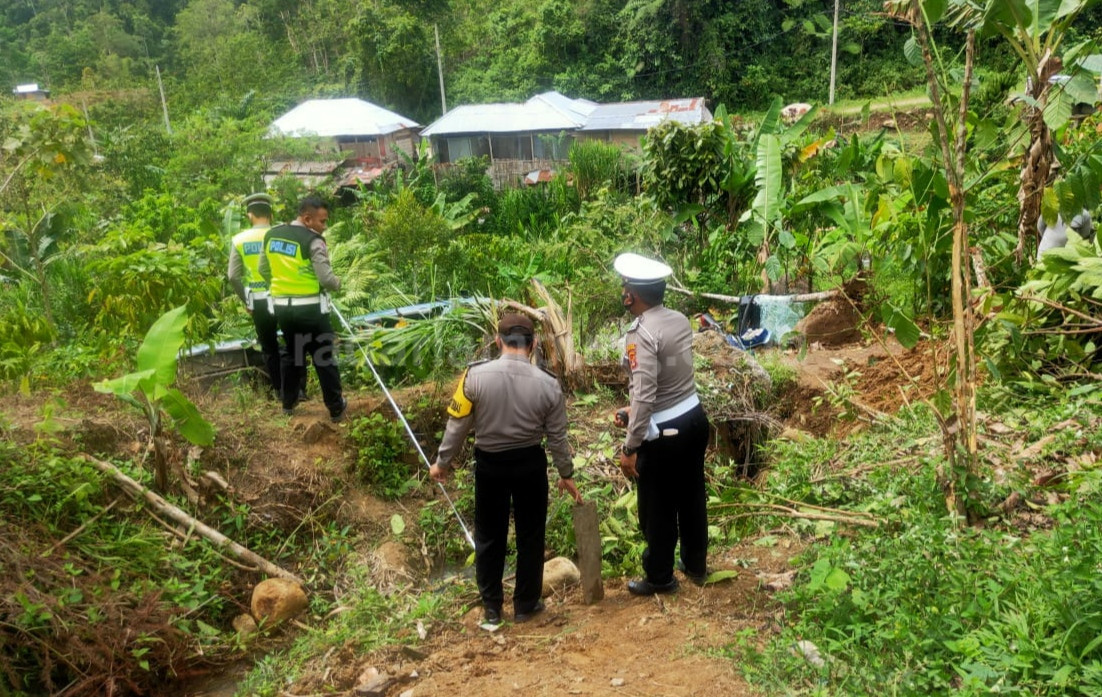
[348,413,419,499]
[493,185,563,237]
[82,227,224,343]
[570,140,628,200]
[738,400,1102,696]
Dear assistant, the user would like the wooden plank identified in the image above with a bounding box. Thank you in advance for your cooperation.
[572,501,604,604]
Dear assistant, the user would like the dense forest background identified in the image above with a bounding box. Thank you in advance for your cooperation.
[0,0,983,122]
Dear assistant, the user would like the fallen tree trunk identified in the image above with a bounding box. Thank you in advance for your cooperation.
[668,285,841,305]
[80,455,305,585]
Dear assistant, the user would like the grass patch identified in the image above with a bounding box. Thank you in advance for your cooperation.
[236,569,450,696]
[732,394,1102,696]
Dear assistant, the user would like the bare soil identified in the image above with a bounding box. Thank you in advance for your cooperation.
[267,538,800,697]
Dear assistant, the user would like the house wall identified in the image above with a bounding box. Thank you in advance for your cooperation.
[576,130,645,150]
[339,138,384,162]
[13,91,49,101]
[337,129,419,164]
[433,131,573,164]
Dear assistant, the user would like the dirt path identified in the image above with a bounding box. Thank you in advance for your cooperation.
[282,539,795,697]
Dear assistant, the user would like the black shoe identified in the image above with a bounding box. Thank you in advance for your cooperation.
[282,407,294,417]
[330,398,347,423]
[298,389,309,402]
[676,560,708,586]
[514,600,545,623]
[483,606,502,626]
[627,577,679,596]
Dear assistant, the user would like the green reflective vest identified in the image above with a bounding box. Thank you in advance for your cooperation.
[264,224,321,296]
[231,226,270,291]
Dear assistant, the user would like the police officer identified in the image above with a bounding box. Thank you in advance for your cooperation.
[429,313,582,626]
[228,193,284,396]
[257,195,346,421]
[614,253,710,595]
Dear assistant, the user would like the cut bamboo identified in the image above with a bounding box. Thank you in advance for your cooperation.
[80,455,305,585]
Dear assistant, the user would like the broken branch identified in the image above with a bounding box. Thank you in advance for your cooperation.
[80,455,305,585]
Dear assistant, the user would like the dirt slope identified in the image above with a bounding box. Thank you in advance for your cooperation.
[5,331,914,697]
[281,539,797,697]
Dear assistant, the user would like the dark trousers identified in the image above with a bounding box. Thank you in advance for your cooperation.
[272,303,343,414]
[473,445,549,614]
[250,300,283,393]
[637,404,710,585]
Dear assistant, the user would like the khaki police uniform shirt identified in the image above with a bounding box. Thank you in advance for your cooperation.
[622,305,697,449]
[436,353,573,478]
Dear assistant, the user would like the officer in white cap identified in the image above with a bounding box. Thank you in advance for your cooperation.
[613,252,710,595]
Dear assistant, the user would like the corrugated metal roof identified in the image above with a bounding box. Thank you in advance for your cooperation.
[421,93,710,136]
[578,98,711,131]
[269,98,419,138]
[532,91,598,123]
[421,91,593,136]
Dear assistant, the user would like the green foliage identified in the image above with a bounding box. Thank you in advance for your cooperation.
[642,119,733,213]
[348,412,419,499]
[94,305,215,448]
[363,301,488,382]
[0,444,227,694]
[83,217,223,342]
[729,397,1102,696]
[0,435,358,695]
[367,188,451,293]
[982,233,1102,390]
[569,140,628,200]
[492,181,574,237]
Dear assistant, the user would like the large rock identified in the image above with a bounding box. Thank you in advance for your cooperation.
[250,578,308,625]
[542,556,580,597]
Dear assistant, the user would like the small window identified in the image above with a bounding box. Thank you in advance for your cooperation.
[447,137,473,161]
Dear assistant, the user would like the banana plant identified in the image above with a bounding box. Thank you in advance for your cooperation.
[740,97,824,285]
[934,0,1101,261]
[94,305,214,491]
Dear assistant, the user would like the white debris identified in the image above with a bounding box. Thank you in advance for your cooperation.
[793,639,826,668]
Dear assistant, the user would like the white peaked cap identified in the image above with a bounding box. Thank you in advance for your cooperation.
[614,252,673,285]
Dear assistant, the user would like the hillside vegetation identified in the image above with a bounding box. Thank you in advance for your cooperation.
[1,1,1102,696]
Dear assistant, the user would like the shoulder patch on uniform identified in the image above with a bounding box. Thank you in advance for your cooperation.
[447,370,474,418]
[625,343,638,370]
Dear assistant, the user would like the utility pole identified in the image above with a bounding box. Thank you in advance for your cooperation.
[434,24,447,115]
[829,0,840,105]
[155,65,172,135]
